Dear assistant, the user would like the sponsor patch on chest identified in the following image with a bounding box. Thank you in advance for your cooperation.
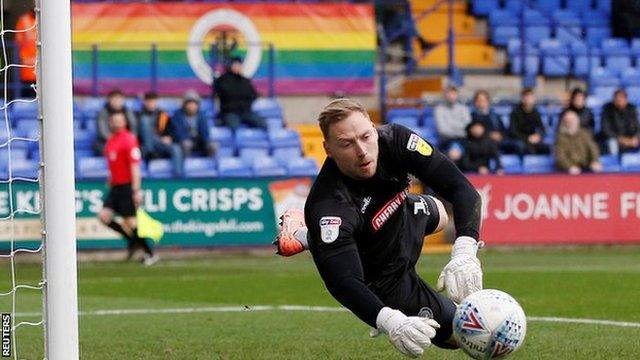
[371,189,408,231]
[319,216,341,243]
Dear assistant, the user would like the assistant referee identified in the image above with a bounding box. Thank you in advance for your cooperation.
[97,111,158,265]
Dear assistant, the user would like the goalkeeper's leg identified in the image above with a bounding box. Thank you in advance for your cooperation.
[273,208,308,256]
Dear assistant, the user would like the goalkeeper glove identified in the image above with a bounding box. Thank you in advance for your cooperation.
[436,236,483,304]
[376,307,440,358]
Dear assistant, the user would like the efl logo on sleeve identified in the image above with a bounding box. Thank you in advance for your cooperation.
[406,133,433,156]
[319,216,341,243]
[2,313,10,357]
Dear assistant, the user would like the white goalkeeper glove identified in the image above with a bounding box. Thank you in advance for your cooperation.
[375,307,440,358]
[436,236,483,304]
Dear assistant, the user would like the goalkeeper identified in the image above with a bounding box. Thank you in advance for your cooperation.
[274,99,483,358]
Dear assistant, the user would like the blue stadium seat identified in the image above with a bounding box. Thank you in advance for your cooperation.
[209,127,234,148]
[595,0,611,13]
[272,147,302,164]
[590,67,620,87]
[252,156,287,177]
[252,98,282,118]
[631,39,640,57]
[13,119,39,137]
[77,156,109,179]
[184,157,218,178]
[265,117,284,130]
[218,157,253,177]
[585,27,611,48]
[571,43,601,76]
[600,154,620,172]
[235,128,270,149]
[124,98,141,112]
[74,149,94,161]
[73,130,94,151]
[268,128,301,148]
[388,107,420,120]
[492,26,520,47]
[286,157,318,176]
[523,9,550,26]
[536,0,562,14]
[582,10,610,28]
[499,154,523,174]
[504,0,524,13]
[620,68,640,87]
[81,98,105,121]
[215,146,235,158]
[489,9,519,26]
[389,116,419,129]
[156,98,182,115]
[541,39,570,76]
[10,100,38,120]
[239,147,269,162]
[147,159,174,179]
[601,38,632,75]
[525,25,552,45]
[626,86,640,104]
[523,155,555,174]
[568,0,594,14]
[472,0,498,16]
[621,153,640,172]
[10,158,39,180]
[415,127,439,145]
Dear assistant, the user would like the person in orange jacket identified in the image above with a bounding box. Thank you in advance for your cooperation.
[15,9,37,96]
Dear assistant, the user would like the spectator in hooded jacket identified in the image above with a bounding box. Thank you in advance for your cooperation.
[94,89,138,155]
[214,56,267,130]
[598,89,640,154]
[169,90,216,157]
[460,120,503,175]
[560,88,595,134]
[508,88,550,155]
[471,89,521,155]
[555,110,602,175]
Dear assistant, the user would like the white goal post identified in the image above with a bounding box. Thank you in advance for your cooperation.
[38,0,79,358]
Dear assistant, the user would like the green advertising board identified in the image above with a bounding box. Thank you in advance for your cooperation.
[0,177,312,250]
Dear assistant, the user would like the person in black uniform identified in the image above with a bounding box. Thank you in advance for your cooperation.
[274,99,483,358]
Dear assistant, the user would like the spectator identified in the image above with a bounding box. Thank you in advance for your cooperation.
[169,90,216,157]
[599,89,640,154]
[470,90,520,154]
[508,88,550,155]
[434,85,471,160]
[15,9,36,97]
[555,110,602,175]
[94,89,138,155]
[460,120,503,175]
[560,88,595,134]
[137,92,184,177]
[214,56,267,130]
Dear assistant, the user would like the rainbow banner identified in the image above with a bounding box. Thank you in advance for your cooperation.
[71,2,376,96]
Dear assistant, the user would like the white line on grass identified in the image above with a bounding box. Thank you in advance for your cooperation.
[15,305,640,328]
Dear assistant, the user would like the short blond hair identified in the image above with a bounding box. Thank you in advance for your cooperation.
[317,98,369,139]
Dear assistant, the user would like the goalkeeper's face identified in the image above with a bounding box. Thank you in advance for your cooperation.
[324,111,379,180]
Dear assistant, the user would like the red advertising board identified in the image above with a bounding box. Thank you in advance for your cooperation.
[467,174,640,245]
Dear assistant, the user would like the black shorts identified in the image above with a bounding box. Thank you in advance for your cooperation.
[103,184,136,217]
[376,269,458,349]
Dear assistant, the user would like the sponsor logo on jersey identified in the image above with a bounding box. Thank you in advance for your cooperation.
[371,189,408,231]
[320,216,341,243]
[413,196,429,215]
[406,133,433,156]
[360,196,371,214]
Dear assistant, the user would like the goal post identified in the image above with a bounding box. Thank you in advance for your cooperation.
[38,0,79,358]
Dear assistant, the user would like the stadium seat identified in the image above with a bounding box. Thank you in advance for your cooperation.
[601,38,632,75]
[568,0,594,13]
[621,153,640,172]
[415,127,439,145]
[582,10,610,28]
[124,98,141,112]
[523,155,555,174]
[209,127,234,148]
[600,154,620,173]
[523,9,551,45]
[492,26,520,47]
[389,116,419,129]
[536,0,561,14]
[472,0,498,16]
[74,130,94,151]
[596,0,611,13]
[217,157,253,178]
[272,146,302,164]
[268,128,301,148]
[215,146,235,159]
[499,154,523,174]
[285,157,318,176]
[77,156,109,179]
[252,98,282,119]
[81,97,105,121]
[590,67,620,87]
[156,98,182,115]
[184,157,218,178]
[626,86,640,104]
[10,158,39,180]
[147,159,174,179]
[10,100,38,120]
[540,39,570,76]
[235,128,270,149]
[572,44,602,76]
[251,156,287,177]
[585,27,611,48]
[503,0,524,13]
[620,68,640,87]
[239,147,269,163]
[265,117,284,130]
[74,149,94,162]
[631,39,640,57]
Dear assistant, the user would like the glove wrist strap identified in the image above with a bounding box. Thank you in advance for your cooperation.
[451,236,480,258]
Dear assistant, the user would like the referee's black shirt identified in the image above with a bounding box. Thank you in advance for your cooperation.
[305,124,481,328]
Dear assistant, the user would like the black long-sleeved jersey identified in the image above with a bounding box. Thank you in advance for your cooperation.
[305,124,481,328]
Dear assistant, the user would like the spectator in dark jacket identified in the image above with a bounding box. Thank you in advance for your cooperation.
[471,89,521,154]
[137,92,184,177]
[598,89,640,154]
[508,88,550,155]
[560,88,595,134]
[94,89,138,155]
[169,90,216,157]
[555,110,602,175]
[214,56,266,130]
[461,120,503,175]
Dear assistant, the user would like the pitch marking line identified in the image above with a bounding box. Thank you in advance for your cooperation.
[15,305,640,328]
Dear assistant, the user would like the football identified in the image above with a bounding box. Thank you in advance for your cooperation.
[453,289,527,359]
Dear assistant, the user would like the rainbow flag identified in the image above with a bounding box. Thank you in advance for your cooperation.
[71,3,376,96]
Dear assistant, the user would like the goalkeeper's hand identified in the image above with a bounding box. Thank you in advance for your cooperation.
[436,236,483,303]
[376,307,440,358]
[273,209,308,257]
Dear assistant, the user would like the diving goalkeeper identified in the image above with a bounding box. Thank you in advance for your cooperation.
[274,99,483,358]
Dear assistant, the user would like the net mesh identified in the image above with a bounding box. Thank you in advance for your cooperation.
[0,1,45,359]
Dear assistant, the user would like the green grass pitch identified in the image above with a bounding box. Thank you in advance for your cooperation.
[1,246,640,359]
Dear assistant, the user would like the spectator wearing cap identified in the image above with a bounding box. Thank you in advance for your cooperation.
[508,88,550,155]
[598,89,640,154]
[213,56,267,130]
[94,88,138,155]
[555,110,602,175]
[460,120,503,175]
[434,85,471,161]
[168,90,216,157]
[137,92,184,177]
